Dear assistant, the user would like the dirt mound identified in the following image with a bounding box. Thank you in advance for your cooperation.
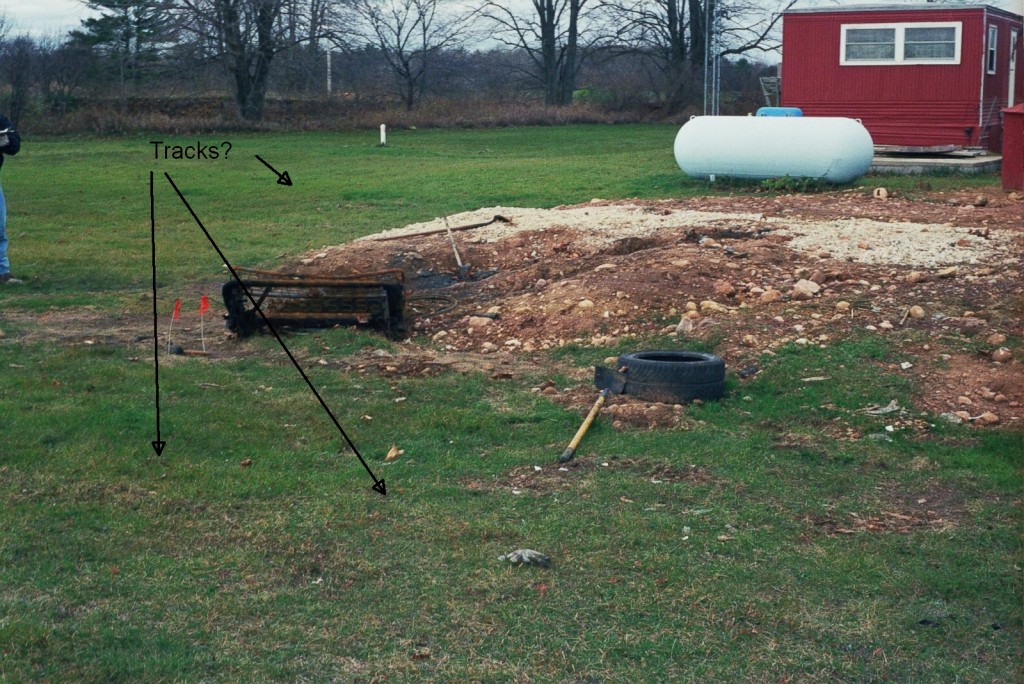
[286,187,1023,427]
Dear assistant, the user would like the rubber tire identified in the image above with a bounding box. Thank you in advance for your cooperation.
[617,351,725,385]
[624,378,725,403]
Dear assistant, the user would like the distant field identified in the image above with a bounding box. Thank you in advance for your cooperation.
[0,127,1019,682]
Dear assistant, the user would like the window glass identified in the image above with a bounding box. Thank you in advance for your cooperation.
[987,25,997,73]
[905,26,956,59]
[846,28,896,60]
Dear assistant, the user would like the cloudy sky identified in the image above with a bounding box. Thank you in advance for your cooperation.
[3,0,96,37]
[3,0,1022,38]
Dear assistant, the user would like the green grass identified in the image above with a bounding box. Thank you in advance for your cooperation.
[0,127,1020,682]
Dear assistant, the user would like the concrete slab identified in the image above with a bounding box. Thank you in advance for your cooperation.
[871,153,1002,175]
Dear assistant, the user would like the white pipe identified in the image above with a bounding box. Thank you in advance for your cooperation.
[380,124,387,146]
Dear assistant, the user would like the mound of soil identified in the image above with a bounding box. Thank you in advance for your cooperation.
[288,186,1022,428]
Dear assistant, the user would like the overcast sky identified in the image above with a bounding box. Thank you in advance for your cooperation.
[3,0,1022,39]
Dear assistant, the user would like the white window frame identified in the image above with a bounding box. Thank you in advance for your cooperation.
[986,24,998,75]
[840,22,962,66]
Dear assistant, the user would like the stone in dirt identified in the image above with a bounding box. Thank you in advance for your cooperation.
[792,279,821,300]
[713,280,736,297]
[991,347,1013,362]
[759,289,783,304]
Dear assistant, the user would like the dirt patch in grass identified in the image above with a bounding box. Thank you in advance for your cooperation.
[461,456,719,496]
[806,478,972,537]
[461,460,592,496]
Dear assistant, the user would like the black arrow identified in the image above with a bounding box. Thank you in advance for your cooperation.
[150,171,166,456]
[163,173,385,496]
[254,154,292,186]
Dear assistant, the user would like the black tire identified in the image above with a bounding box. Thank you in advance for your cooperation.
[623,378,725,403]
[618,351,725,385]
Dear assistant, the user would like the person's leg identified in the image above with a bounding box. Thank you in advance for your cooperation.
[0,183,8,276]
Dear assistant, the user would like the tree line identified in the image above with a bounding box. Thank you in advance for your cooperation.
[0,0,792,129]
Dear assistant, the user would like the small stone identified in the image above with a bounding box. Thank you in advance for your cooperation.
[954,410,972,421]
[468,315,492,328]
[872,187,889,200]
[976,411,1000,425]
[936,266,957,279]
[542,386,558,395]
[676,318,695,334]
[939,413,962,424]
[741,334,758,347]
[713,280,736,297]
[957,396,973,406]
[857,241,871,250]
[487,306,501,315]
[700,300,727,312]
[535,279,548,289]
[577,299,595,310]
[907,271,927,284]
[978,388,997,400]
[835,301,851,313]
[908,305,926,319]
[994,394,1008,403]
[594,263,617,272]
[792,279,820,300]
[481,342,497,352]
[432,330,448,341]
[991,347,1012,363]
[685,301,698,312]
[759,289,783,304]
[972,195,989,207]
[878,320,894,330]
[684,310,701,320]
[986,333,1007,345]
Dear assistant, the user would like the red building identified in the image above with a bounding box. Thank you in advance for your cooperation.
[781,3,1023,151]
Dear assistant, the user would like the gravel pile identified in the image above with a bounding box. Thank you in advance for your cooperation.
[363,202,1017,268]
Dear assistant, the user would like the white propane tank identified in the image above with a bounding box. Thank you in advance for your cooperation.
[674,116,874,184]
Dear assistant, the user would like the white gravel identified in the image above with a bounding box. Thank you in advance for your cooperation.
[363,202,1017,268]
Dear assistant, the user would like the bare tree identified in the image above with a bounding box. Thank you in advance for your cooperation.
[347,0,471,110]
[480,0,594,106]
[37,35,94,116]
[598,0,794,108]
[174,0,333,120]
[1,36,36,126]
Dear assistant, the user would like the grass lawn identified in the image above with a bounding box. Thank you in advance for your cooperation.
[0,125,1020,682]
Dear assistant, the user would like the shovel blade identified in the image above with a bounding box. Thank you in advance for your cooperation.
[594,366,626,394]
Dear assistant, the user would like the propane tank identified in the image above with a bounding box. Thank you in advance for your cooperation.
[674,116,874,184]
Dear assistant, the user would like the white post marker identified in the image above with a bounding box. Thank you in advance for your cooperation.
[380,124,387,146]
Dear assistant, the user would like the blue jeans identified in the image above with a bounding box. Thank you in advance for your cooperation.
[0,183,7,275]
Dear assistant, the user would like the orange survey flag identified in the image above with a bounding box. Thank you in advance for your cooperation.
[199,295,210,315]
[172,299,182,320]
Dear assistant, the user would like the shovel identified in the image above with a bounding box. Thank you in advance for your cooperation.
[559,389,609,463]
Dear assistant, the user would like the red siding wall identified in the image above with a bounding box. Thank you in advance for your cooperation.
[781,7,1024,150]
